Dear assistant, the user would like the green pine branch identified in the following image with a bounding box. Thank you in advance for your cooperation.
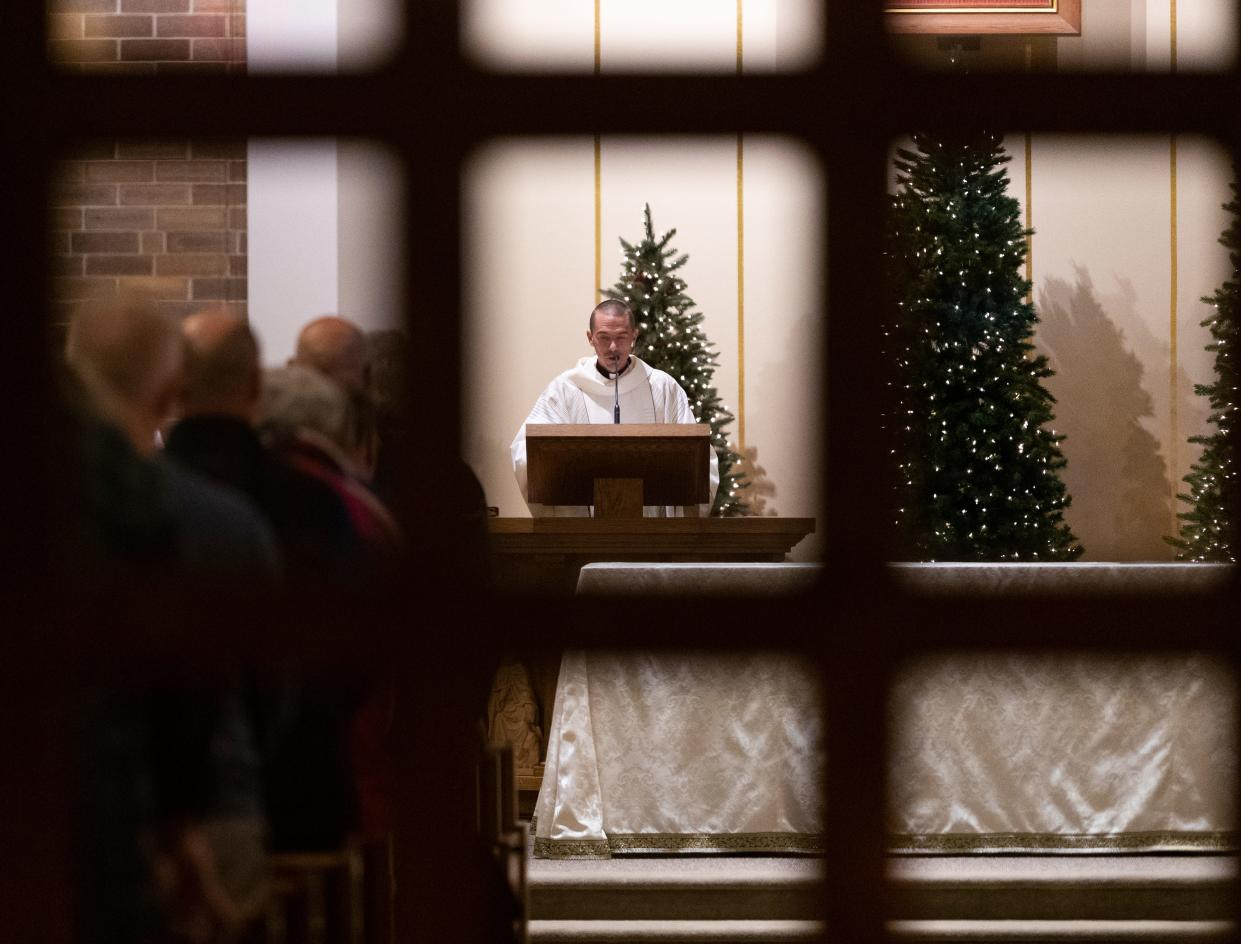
[1169,175,1239,562]
[886,132,1082,561]
[606,204,750,516]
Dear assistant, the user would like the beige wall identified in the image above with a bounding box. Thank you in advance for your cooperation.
[462,0,821,72]
[337,142,404,339]
[1013,0,1234,559]
[1015,135,1232,560]
[1059,0,1237,72]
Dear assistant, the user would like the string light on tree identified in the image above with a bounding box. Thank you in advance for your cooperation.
[606,204,748,516]
[1170,174,1239,562]
[884,131,1081,561]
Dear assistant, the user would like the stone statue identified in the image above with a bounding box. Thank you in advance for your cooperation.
[487,660,543,770]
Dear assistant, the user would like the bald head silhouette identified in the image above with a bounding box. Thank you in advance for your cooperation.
[180,309,261,421]
[291,316,368,395]
[66,294,183,455]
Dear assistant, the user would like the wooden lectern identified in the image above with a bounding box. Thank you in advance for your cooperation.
[526,423,712,519]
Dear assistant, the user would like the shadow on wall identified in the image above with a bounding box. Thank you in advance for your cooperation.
[748,303,809,514]
[1035,266,1172,561]
[733,445,778,516]
[750,304,824,560]
[1097,275,1213,481]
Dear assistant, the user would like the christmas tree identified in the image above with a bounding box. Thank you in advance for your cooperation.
[606,205,748,516]
[1170,177,1239,562]
[885,132,1082,561]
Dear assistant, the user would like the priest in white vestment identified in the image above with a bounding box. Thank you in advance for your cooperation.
[511,299,719,516]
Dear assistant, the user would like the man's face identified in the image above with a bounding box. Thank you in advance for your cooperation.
[587,311,637,372]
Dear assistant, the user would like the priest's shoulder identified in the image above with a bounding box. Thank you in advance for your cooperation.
[641,359,680,387]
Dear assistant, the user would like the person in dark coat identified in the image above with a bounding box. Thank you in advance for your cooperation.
[165,309,361,577]
[64,296,281,942]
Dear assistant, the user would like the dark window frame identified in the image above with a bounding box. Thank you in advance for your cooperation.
[5,3,1241,942]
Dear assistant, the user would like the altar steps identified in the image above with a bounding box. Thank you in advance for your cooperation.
[527,918,822,942]
[526,854,1236,943]
[528,920,1235,942]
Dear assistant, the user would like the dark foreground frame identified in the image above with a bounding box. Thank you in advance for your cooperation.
[2,3,1239,943]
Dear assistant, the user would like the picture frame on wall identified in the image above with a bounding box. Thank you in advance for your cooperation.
[885,0,1081,35]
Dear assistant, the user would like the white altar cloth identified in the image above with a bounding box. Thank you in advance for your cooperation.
[533,648,825,858]
[533,563,1236,858]
[888,650,1236,853]
[574,562,822,597]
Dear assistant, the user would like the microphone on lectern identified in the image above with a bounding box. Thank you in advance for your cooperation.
[611,359,621,424]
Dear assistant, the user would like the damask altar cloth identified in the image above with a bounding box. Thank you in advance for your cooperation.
[889,650,1237,853]
[532,647,825,859]
[889,563,1237,853]
[534,562,1236,858]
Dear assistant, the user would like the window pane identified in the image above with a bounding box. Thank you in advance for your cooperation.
[527,648,824,857]
[46,0,402,73]
[885,133,1235,562]
[462,0,822,72]
[462,136,824,593]
[887,1,1239,74]
[51,137,413,580]
[887,650,1237,930]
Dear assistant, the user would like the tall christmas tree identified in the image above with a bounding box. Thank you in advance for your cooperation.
[606,205,748,516]
[885,132,1082,561]
[1170,177,1239,562]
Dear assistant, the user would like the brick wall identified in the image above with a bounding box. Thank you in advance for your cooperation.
[48,0,247,326]
[48,0,245,76]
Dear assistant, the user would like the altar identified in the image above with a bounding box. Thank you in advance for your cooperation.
[487,517,817,595]
[532,562,1237,859]
[488,519,817,759]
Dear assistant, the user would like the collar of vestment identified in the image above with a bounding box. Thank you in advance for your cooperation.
[595,356,633,380]
[569,355,651,397]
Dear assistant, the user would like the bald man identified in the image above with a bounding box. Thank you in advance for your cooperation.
[180,307,262,421]
[166,309,361,576]
[291,315,369,395]
[66,296,281,576]
[66,294,184,456]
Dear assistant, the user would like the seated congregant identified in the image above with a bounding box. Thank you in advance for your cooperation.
[65,295,281,580]
[364,327,410,508]
[63,295,279,943]
[259,364,400,559]
[291,314,381,481]
[165,309,362,577]
[290,314,370,396]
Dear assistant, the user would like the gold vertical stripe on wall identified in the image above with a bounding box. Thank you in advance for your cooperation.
[736,0,744,72]
[1023,43,1033,303]
[737,133,746,450]
[1024,132,1033,299]
[595,137,602,303]
[736,0,746,450]
[593,0,602,303]
[1168,2,1180,536]
[1170,0,1178,74]
[1169,135,1179,535]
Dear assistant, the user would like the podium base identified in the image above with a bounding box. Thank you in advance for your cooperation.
[594,477,643,519]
